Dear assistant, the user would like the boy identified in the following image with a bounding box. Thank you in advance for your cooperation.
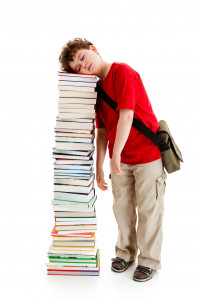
[59,38,167,282]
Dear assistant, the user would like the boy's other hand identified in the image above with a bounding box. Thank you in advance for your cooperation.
[110,153,124,176]
[96,169,108,191]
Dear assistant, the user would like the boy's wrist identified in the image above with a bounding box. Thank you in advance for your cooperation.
[96,163,103,169]
[112,150,121,157]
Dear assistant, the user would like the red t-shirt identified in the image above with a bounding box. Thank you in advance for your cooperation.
[95,62,161,165]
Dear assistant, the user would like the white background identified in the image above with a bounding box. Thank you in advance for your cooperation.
[0,0,200,299]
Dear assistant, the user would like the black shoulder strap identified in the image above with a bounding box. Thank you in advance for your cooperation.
[96,83,170,152]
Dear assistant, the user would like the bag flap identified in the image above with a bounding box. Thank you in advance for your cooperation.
[158,120,183,162]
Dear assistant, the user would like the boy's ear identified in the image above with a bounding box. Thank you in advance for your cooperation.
[89,45,98,53]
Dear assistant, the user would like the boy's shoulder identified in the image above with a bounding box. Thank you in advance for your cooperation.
[112,62,141,81]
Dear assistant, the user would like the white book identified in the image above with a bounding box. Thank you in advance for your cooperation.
[55,142,94,151]
[59,98,97,104]
[52,194,96,206]
[54,170,93,175]
[55,217,96,222]
[56,117,93,123]
[54,159,93,165]
[50,246,97,255]
[56,116,94,122]
[54,174,94,186]
[58,85,95,93]
[54,174,91,178]
[53,148,94,156]
[55,137,93,143]
[47,262,96,267]
[54,189,95,202]
[52,236,95,241]
[55,129,93,135]
[58,108,95,114]
[54,182,94,194]
[58,104,95,109]
[56,121,94,130]
[55,219,97,225]
[54,164,93,170]
[53,154,93,160]
[53,207,96,214]
[53,205,95,212]
[58,80,96,87]
[58,112,95,119]
[59,90,97,98]
[55,132,94,138]
[58,72,98,81]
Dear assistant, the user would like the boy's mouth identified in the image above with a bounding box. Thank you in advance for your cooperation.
[88,64,92,71]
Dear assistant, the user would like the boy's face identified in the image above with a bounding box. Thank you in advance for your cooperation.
[69,46,102,76]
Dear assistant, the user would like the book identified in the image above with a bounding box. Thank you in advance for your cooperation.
[58,85,95,93]
[47,243,97,257]
[54,169,92,178]
[59,98,97,104]
[52,199,96,212]
[54,174,94,186]
[54,211,96,217]
[59,90,97,98]
[53,189,95,203]
[53,155,94,161]
[55,224,97,231]
[48,242,98,255]
[58,104,94,109]
[58,72,98,82]
[54,182,94,194]
[53,240,95,247]
[55,137,94,143]
[51,226,95,237]
[55,217,97,225]
[46,262,98,271]
[54,159,94,165]
[56,117,93,123]
[55,133,94,138]
[53,148,94,156]
[58,108,95,114]
[55,128,93,134]
[58,80,96,88]
[56,121,94,130]
[54,164,93,170]
[55,142,94,151]
[58,112,95,119]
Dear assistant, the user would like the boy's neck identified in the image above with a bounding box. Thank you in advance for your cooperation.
[98,61,112,81]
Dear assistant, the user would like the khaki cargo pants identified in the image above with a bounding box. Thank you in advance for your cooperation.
[110,158,167,270]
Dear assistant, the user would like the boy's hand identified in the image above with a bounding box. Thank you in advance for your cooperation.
[96,168,108,191]
[110,153,124,175]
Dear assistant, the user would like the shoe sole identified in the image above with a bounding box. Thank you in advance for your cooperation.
[111,263,131,273]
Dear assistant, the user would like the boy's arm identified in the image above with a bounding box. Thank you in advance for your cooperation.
[96,128,108,191]
[111,109,134,175]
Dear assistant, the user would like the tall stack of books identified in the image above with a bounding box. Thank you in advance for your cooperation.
[46,72,100,276]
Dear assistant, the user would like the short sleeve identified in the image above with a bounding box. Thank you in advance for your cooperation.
[114,65,141,113]
[95,110,106,129]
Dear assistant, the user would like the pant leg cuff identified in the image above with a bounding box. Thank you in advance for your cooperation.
[138,257,161,270]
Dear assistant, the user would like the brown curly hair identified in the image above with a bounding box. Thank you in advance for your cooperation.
[59,38,94,73]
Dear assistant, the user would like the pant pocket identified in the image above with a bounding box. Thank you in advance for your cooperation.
[156,173,167,200]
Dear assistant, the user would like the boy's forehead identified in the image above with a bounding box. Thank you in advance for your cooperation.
[73,48,83,59]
